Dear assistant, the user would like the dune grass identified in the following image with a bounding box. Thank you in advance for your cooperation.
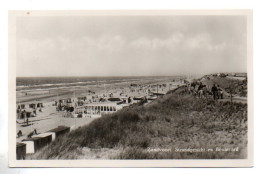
[28,87,247,160]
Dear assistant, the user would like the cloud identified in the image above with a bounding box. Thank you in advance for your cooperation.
[16,16,247,77]
[129,33,184,50]
[184,33,211,50]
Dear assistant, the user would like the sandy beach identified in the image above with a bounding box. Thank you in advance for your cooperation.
[16,77,182,143]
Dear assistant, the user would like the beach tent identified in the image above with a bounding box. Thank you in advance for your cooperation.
[133,96,144,101]
[78,97,85,101]
[117,101,124,105]
[21,140,34,154]
[77,101,84,106]
[108,97,121,102]
[32,132,56,142]
[37,103,43,108]
[47,126,70,139]
[18,104,26,109]
[20,111,27,119]
[59,99,67,103]
[130,84,138,87]
[22,135,52,154]
[16,142,26,160]
[67,106,74,112]
[17,110,23,119]
[152,92,165,96]
[29,104,36,109]
[67,98,72,103]
[18,104,25,109]
[26,112,32,118]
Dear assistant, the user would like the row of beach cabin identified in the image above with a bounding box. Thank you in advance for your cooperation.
[17,103,43,110]
[16,126,70,160]
[73,102,124,118]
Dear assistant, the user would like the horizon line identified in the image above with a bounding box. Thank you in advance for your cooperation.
[16,75,188,78]
[16,71,247,78]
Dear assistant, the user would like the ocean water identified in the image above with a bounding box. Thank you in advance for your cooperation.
[16,76,174,91]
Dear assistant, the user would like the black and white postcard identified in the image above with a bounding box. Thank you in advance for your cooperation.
[8,10,253,167]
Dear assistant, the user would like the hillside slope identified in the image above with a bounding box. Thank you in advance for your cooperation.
[28,87,247,159]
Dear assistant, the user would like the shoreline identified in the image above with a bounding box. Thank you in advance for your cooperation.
[16,77,175,104]
[16,77,181,144]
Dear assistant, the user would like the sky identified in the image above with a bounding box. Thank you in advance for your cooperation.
[16,15,247,77]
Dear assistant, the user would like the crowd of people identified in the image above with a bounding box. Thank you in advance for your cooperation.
[187,82,224,100]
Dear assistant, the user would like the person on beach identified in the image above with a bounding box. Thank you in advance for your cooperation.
[218,87,224,99]
[22,110,26,119]
[128,97,131,104]
[211,84,218,100]
[27,131,34,138]
[190,85,195,95]
[194,83,199,96]
[17,130,23,138]
[187,83,191,94]
[33,109,36,116]
[202,85,208,98]
[27,129,37,138]
[198,82,204,98]
[34,129,38,135]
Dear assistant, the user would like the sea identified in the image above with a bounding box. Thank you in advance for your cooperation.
[16,76,176,91]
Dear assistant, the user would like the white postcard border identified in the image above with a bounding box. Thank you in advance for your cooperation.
[8,9,253,167]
